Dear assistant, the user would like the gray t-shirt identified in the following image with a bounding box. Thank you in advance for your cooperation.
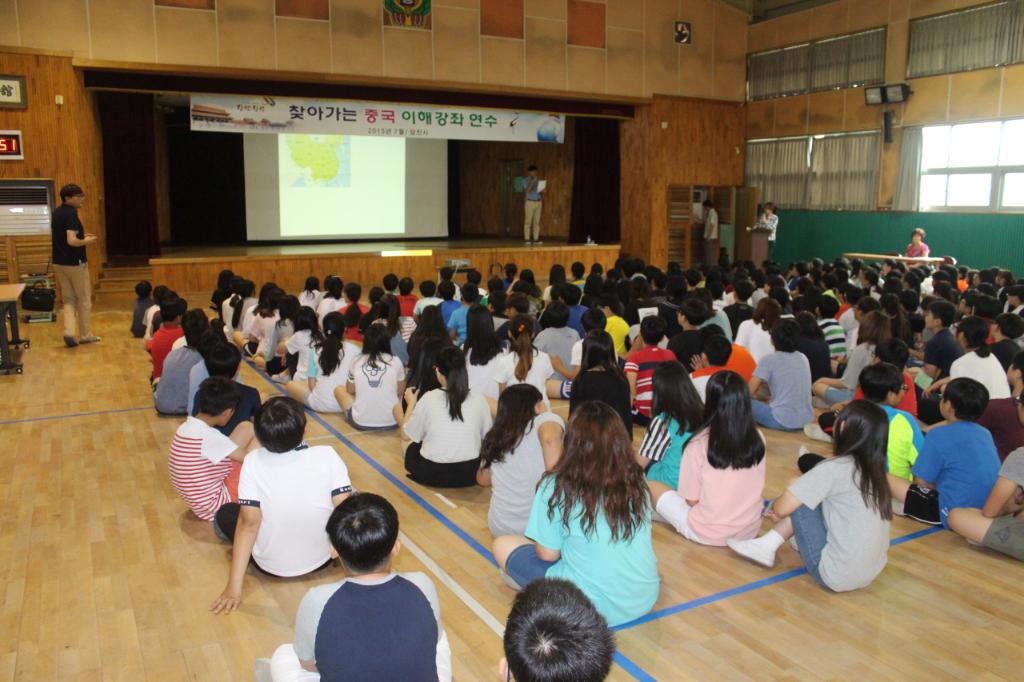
[840,343,875,390]
[999,448,1024,485]
[293,571,441,663]
[752,351,813,429]
[788,456,891,592]
[487,411,565,536]
[155,347,203,415]
[534,327,580,381]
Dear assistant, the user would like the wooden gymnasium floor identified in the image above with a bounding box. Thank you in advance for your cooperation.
[2,306,1024,682]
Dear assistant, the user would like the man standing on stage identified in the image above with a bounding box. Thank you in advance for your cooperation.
[757,202,778,263]
[522,165,545,245]
[51,183,100,347]
[701,199,719,266]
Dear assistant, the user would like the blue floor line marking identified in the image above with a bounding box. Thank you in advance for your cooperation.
[0,406,152,425]
[613,652,657,682]
[614,525,945,632]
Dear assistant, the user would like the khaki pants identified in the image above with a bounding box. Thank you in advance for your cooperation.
[54,262,92,339]
[524,200,542,241]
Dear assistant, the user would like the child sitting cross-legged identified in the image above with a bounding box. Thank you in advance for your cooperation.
[748,318,814,432]
[635,361,704,494]
[948,393,1024,562]
[210,397,352,614]
[798,363,924,484]
[646,370,767,546]
[257,493,452,682]
[728,401,894,592]
[168,376,257,526]
[889,378,1001,528]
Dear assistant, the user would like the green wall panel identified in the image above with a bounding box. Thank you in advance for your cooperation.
[772,210,1024,271]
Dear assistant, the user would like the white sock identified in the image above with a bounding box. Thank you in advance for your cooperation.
[761,529,786,552]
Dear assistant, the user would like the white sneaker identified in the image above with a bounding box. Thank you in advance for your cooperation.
[726,536,777,568]
[803,422,832,443]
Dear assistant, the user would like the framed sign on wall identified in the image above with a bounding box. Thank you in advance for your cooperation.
[0,76,26,109]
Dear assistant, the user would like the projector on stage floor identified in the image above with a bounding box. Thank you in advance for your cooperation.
[444,258,471,268]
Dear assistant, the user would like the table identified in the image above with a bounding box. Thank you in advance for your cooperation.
[842,252,951,266]
[0,283,26,375]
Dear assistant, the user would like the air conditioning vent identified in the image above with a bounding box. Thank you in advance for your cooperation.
[0,181,52,236]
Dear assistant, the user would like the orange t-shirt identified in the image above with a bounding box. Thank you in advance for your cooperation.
[691,344,757,383]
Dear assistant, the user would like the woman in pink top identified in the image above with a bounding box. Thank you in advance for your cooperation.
[905,228,930,259]
[647,371,767,545]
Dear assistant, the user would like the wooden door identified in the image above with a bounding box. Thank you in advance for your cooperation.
[499,160,525,239]
[667,186,693,266]
[732,186,761,263]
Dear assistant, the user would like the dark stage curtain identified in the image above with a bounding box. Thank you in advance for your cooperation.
[447,140,461,238]
[570,118,621,244]
[98,92,159,257]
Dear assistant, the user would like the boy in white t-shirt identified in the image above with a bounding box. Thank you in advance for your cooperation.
[210,397,352,614]
[168,377,257,526]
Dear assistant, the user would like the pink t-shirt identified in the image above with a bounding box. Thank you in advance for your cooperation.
[679,430,766,545]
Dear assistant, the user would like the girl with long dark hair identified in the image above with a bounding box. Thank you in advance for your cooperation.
[298,275,321,310]
[223,278,255,339]
[492,401,660,627]
[335,322,406,430]
[647,371,766,546]
[281,305,323,383]
[341,283,369,342]
[360,294,408,365]
[478,384,565,536]
[257,294,301,378]
[729,400,893,592]
[211,269,234,320]
[316,275,345,324]
[636,361,704,490]
[402,346,493,488]
[569,329,633,438]
[463,304,504,400]
[286,312,361,413]
[542,264,567,303]
[236,285,282,357]
[408,305,453,380]
[496,315,553,404]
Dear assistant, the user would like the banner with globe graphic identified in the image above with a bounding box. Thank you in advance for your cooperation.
[191,95,564,143]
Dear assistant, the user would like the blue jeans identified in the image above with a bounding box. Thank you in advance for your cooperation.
[750,399,800,431]
[790,504,832,590]
[504,544,556,588]
[823,386,854,406]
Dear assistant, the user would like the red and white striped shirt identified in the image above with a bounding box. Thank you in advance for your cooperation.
[168,417,238,522]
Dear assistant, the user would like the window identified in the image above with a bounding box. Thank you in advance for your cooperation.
[919,118,1024,211]
[748,28,885,101]
[745,132,881,210]
[908,0,1024,78]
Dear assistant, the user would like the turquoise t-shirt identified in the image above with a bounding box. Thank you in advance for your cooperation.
[525,477,660,626]
[643,416,694,488]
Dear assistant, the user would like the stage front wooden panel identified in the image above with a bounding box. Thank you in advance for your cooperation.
[149,242,620,297]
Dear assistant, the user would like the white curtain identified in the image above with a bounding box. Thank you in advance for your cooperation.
[908,1,1023,77]
[745,138,810,209]
[846,29,887,87]
[807,133,881,210]
[749,45,810,100]
[894,127,923,211]
[809,29,885,92]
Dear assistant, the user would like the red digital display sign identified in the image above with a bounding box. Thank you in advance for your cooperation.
[0,131,23,159]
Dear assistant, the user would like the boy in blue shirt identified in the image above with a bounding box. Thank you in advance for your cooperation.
[446,282,477,345]
[890,378,1001,527]
[437,280,461,326]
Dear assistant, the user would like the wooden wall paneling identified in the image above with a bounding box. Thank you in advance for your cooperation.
[620,96,746,267]
[0,237,10,282]
[459,118,575,240]
[149,245,622,298]
[0,50,106,284]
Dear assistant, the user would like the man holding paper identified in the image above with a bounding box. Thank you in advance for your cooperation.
[523,164,546,245]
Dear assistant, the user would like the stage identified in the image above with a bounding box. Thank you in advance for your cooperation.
[149,238,621,296]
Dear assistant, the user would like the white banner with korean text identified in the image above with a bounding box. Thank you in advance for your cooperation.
[190,95,565,143]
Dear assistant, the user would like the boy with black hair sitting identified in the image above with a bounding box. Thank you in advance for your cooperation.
[501,578,615,682]
[447,282,479,345]
[992,312,1024,371]
[187,339,261,437]
[413,280,442,319]
[169,377,257,525]
[155,308,209,415]
[437,280,460,326]
[799,363,924,482]
[890,378,1001,526]
[146,295,188,382]
[625,316,676,425]
[131,280,153,338]
[258,493,450,681]
[210,397,352,613]
[815,295,847,362]
[723,279,754,338]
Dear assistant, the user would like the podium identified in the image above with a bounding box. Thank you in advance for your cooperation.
[748,227,773,265]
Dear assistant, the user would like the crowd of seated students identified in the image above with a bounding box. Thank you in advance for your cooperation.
[134,255,1024,680]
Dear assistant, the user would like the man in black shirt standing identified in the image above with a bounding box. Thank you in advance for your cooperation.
[51,183,99,347]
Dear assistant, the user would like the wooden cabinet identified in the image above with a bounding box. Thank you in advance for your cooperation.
[665,185,759,267]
